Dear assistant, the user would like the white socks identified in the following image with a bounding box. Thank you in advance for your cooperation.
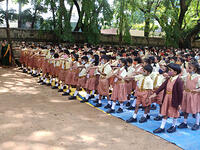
[96,94,99,99]
[66,89,70,93]
[132,100,136,107]
[120,103,123,109]
[108,100,112,105]
[92,90,95,95]
[172,118,177,127]
[74,90,78,96]
[133,113,137,119]
[160,119,167,129]
[184,118,187,124]
[111,102,116,110]
[196,113,200,125]
[86,93,90,99]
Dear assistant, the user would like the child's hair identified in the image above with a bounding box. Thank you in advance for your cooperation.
[134,57,142,64]
[189,61,200,74]
[126,57,133,64]
[64,49,70,55]
[167,63,182,74]
[101,55,110,62]
[143,65,153,74]
[93,55,99,66]
[120,58,128,71]
[81,56,88,62]
[143,58,151,65]
[149,56,156,66]
[73,54,79,61]
[54,53,59,58]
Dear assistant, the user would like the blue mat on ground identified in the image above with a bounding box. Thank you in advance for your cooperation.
[78,94,200,150]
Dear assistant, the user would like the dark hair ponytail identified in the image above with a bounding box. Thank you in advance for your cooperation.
[120,58,128,72]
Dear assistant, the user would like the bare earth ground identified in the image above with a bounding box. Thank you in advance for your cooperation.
[0,67,181,150]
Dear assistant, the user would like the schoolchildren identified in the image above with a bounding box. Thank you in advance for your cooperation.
[126,65,153,123]
[178,61,200,130]
[150,63,184,133]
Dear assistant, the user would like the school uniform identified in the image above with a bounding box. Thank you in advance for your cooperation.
[97,62,112,96]
[181,73,200,114]
[126,66,135,95]
[155,75,184,118]
[85,67,98,91]
[111,67,127,102]
[77,63,90,88]
[134,74,153,107]
[150,72,166,105]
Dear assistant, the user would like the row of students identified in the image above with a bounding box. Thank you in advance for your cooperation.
[19,45,200,134]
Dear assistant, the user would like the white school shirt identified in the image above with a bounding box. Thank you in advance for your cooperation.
[135,74,153,90]
[79,63,90,77]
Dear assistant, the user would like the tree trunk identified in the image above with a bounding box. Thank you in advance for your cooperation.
[50,0,56,30]
[119,0,125,45]
[5,0,13,64]
[74,0,85,31]
[18,0,22,28]
[5,0,10,44]
[31,7,37,29]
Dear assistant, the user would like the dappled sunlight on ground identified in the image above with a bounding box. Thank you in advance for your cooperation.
[0,67,179,150]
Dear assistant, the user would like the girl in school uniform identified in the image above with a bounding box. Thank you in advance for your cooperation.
[125,57,135,107]
[126,65,154,123]
[62,53,79,96]
[106,58,128,113]
[69,56,90,100]
[84,55,100,102]
[149,63,184,133]
[178,61,200,130]
[95,55,112,108]
[127,57,143,110]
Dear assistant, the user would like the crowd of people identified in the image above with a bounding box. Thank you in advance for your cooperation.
[18,42,200,134]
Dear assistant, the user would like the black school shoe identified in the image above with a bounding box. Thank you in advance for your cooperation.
[126,117,137,123]
[154,115,163,121]
[62,92,70,96]
[52,86,58,89]
[150,104,157,110]
[46,83,51,86]
[167,126,176,133]
[58,89,63,92]
[192,124,199,130]
[106,108,115,113]
[89,95,95,99]
[69,96,76,100]
[153,128,165,133]
[126,102,131,107]
[178,122,188,129]
[139,116,147,123]
[127,106,135,110]
[93,99,99,103]
[116,108,123,113]
[80,98,89,103]
[104,104,112,109]
[95,103,102,107]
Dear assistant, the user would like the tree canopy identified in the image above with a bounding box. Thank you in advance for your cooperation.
[0,0,199,48]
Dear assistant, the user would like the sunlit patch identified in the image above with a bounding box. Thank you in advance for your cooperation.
[0,88,9,93]
[0,142,66,150]
[79,133,97,144]
[28,131,55,141]
[0,123,23,129]
[49,100,67,103]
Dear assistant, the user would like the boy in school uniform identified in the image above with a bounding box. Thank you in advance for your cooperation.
[126,65,154,123]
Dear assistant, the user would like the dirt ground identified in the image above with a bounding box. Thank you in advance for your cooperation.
[0,67,180,150]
